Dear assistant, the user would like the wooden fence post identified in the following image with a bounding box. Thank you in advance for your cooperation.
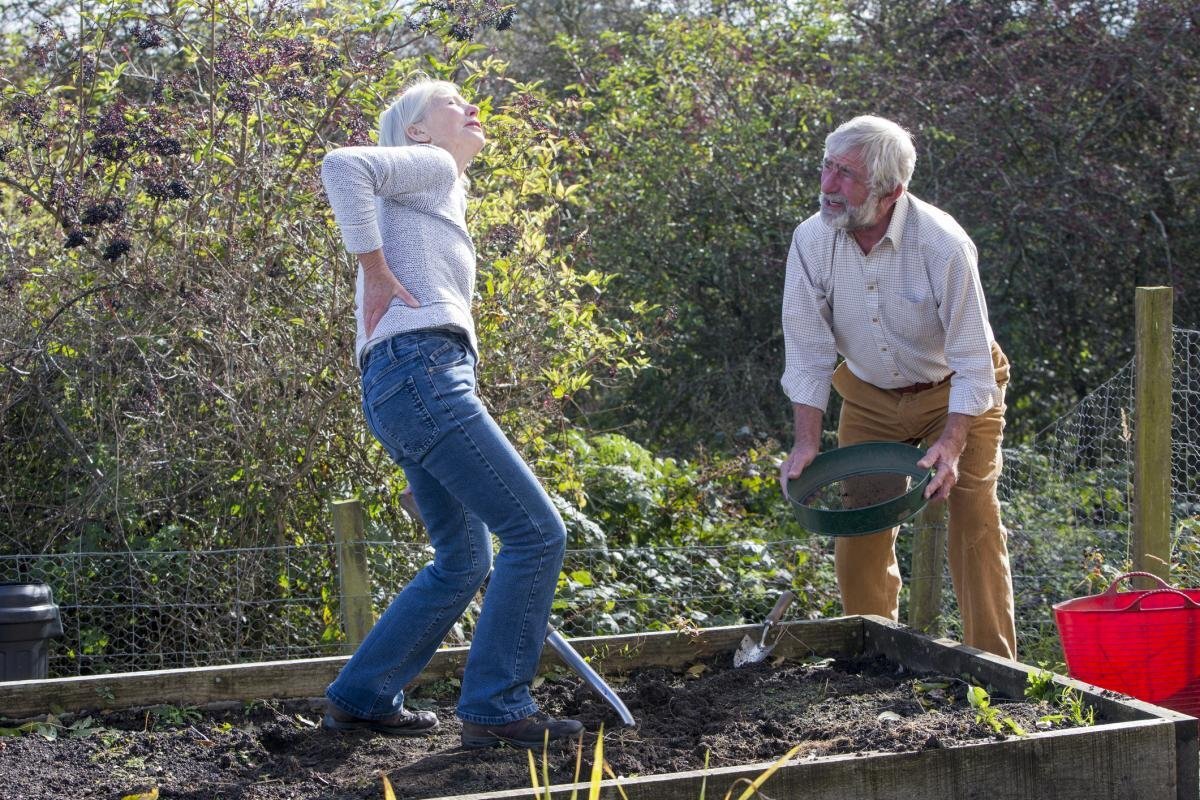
[907,503,947,635]
[332,498,375,647]
[1133,286,1174,585]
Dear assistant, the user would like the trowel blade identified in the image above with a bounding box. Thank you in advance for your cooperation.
[733,634,769,667]
[733,590,795,667]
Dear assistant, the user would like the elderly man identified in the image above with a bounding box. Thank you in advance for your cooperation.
[779,115,1016,659]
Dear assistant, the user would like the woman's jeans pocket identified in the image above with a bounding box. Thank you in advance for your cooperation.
[363,364,440,461]
[421,335,471,372]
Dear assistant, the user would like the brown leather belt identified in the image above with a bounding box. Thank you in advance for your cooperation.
[893,374,953,395]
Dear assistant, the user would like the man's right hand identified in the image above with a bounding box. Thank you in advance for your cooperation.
[780,402,825,497]
[779,445,818,497]
[359,250,419,338]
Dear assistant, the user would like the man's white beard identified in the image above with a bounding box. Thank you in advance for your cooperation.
[819,191,880,230]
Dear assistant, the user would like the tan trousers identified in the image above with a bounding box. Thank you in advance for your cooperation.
[830,342,1017,659]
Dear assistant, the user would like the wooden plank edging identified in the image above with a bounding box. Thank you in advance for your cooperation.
[0,618,863,719]
[427,720,1181,800]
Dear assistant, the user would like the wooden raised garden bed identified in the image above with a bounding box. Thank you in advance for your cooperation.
[2,615,1195,800]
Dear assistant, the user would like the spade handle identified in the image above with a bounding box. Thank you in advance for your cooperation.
[764,590,796,626]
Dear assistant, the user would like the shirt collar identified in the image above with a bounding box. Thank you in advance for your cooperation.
[879,192,910,250]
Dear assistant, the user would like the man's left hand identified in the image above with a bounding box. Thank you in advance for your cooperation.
[917,413,973,502]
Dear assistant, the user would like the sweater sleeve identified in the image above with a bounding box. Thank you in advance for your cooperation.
[319,144,459,254]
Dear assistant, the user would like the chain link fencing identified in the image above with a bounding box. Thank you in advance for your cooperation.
[3,327,1197,678]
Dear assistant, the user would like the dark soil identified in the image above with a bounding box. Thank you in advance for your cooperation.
[0,653,1091,799]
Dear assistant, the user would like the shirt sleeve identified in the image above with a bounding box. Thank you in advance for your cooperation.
[938,239,1001,416]
[319,144,459,254]
[780,223,839,410]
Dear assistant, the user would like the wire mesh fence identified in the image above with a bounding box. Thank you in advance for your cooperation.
[4,327,1197,679]
[0,538,808,677]
[1173,328,1200,560]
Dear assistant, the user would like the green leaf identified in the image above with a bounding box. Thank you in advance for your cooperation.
[966,685,990,709]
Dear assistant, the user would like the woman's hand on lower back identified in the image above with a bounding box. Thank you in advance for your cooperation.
[358,249,420,338]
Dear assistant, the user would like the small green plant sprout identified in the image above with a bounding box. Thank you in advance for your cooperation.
[1058,686,1096,727]
[1023,670,1096,729]
[966,685,1027,737]
[1023,669,1058,704]
[149,704,202,729]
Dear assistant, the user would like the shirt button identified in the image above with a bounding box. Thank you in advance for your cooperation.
[881,347,888,352]
[867,285,876,290]
[872,317,879,323]
[893,372,900,377]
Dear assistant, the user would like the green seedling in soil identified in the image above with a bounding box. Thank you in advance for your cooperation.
[1023,670,1096,728]
[1023,669,1058,703]
[1058,686,1095,727]
[966,685,1027,736]
[242,699,268,716]
[148,704,202,729]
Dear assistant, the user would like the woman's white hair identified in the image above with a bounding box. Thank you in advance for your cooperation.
[825,115,916,196]
[378,76,459,147]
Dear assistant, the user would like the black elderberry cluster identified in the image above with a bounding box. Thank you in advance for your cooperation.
[102,238,132,261]
[145,178,191,201]
[408,1,518,42]
[484,223,519,256]
[148,136,182,157]
[132,23,163,49]
[80,199,125,226]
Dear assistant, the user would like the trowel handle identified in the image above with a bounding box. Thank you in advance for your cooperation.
[764,590,795,625]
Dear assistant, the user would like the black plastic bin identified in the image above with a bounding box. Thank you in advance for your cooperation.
[0,583,63,681]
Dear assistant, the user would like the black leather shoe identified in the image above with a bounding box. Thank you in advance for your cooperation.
[322,703,440,736]
[461,712,584,749]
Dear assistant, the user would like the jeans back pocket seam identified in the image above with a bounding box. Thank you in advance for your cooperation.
[363,350,422,396]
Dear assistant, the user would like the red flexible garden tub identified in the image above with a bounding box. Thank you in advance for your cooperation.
[1054,571,1200,718]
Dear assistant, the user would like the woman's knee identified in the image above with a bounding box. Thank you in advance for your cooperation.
[495,493,567,551]
[431,549,493,591]
[530,501,567,555]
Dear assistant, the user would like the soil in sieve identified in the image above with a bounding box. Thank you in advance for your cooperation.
[0,652,1092,799]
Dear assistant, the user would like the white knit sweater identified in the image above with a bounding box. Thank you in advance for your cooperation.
[320,144,477,367]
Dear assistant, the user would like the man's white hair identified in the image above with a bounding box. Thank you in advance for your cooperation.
[825,115,916,196]
[378,76,459,147]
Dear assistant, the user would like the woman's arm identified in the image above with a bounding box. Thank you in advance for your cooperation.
[320,145,458,254]
[320,145,457,336]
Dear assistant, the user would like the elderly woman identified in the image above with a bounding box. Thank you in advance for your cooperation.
[318,78,582,749]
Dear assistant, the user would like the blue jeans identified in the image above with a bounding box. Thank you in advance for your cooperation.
[326,330,567,725]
